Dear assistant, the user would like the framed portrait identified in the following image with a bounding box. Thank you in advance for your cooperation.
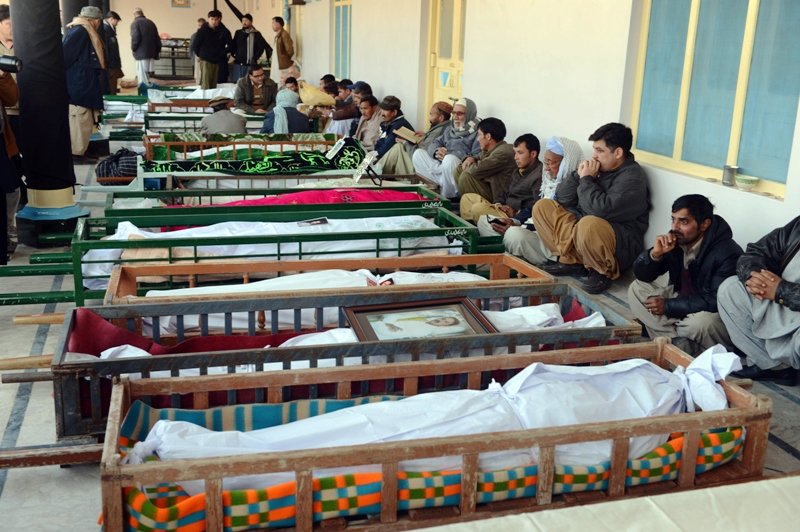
[344,297,497,341]
[171,0,192,8]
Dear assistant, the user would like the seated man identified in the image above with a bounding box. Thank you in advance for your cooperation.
[319,73,336,89]
[412,97,480,198]
[233,65,278,114]
[532,122,650,294]
[325,79,357,136]
[380,101,452,175]
[628,194,742,355]
[348,81,372,137]
[200,96,246,134]
[284,76,298,93]
[454,117,517,203]
[260,88,311,134]
[460,133,542,225]
[373,96,413,160]
[717,216,800,385]
[353,95,382,151]
[501,136,583,262]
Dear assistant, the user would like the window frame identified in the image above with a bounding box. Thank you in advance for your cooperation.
[630,0,792,199]
[332,0,352,80]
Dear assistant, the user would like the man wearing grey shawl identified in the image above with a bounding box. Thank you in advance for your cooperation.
[499,136,583,261]
[259,88,310,134]
[718,216,800,386]
[412,97,481,198]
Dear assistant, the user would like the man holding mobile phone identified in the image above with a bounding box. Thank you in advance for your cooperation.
[460,133,542,227]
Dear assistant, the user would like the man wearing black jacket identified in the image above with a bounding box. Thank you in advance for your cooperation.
[228,14,270,82]
[102,11,123,94]
[191,10,231,89]
[718,216,800,385]
[628,194,742,354]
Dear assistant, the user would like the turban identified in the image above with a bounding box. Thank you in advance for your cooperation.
[546,136,565,156]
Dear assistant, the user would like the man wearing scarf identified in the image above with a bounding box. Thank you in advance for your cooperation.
[260,88,310,134]
[63,6,106,162]
[413,97,481,199]
[499,136,584,264]
[229,13,270,83]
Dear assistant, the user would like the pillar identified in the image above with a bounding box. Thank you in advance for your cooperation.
[13,0,88,247]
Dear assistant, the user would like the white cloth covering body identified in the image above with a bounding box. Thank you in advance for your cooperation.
[143,269,491,335]
[82,216,458,290]
[125,347,740,495]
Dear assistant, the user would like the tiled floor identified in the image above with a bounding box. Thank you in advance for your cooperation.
[0,158,798,530]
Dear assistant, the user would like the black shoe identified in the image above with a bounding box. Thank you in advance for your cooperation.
[581,269,612,294]
[731,365,798,386]
[539,260,588,277]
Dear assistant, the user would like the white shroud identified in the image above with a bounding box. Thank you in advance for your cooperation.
[125,347,741,495]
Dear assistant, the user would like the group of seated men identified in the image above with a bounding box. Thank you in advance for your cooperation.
[198,75,798,384]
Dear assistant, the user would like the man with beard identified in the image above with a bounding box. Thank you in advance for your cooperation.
[412,97,481,198]
[379,100,452,174]
[628,194,741,354]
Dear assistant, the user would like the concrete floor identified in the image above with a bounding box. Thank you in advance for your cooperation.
[1,158,799,530]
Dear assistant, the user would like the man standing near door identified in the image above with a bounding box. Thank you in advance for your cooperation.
[269,16,294,85]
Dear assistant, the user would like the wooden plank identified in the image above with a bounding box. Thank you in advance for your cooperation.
[608,437,630,497]
[12,313,65,325]
[296,470,314,532]
[1,371,53,383]
[381,462,398,524]
[0,354,53,371]
[0,443,102,469]
[205,478,223,532]
[536,446,555,506]
[679,430,701,487]
[460,453,478,515]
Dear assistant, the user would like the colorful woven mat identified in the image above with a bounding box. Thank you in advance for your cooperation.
[116,400,744,531]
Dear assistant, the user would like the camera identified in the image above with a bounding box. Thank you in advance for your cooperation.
[0,55,22,73]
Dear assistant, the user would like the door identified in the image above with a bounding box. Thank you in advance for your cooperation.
[428,0,467,106]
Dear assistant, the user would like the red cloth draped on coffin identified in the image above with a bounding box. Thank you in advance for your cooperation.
[168,188,426,209]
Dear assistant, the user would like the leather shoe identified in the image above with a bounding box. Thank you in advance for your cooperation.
[581,269,612,294]
[731,365,798,386]
[539,261,588,277]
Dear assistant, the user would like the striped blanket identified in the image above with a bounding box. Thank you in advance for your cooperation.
[115,399,744,531]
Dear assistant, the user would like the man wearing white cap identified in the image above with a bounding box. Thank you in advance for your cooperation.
[412,97,481,199]
[499,136,584,265]
[63,6,106,162]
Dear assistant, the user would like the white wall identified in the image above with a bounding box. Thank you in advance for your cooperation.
[349,0,427,129]
[294,0,332,83]
[462,0,634,150]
